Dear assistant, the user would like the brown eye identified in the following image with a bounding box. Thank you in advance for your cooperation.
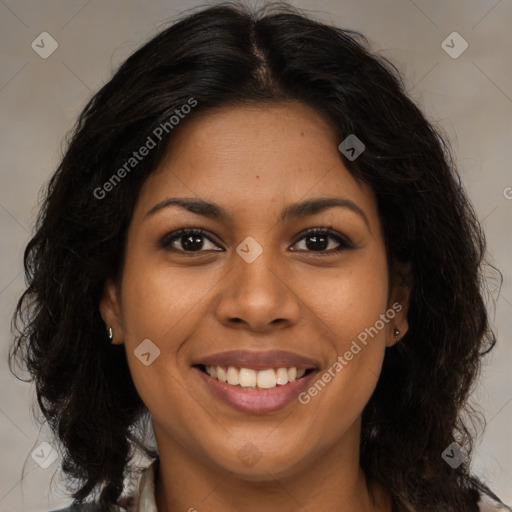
[304,233,329,251]
[160,228,222,252]
[181,234,206,251]
[291,228,353,254]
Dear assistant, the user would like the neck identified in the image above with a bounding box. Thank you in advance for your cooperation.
[153,420,391,512]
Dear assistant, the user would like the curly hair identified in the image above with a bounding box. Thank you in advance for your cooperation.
[10,2,498,511]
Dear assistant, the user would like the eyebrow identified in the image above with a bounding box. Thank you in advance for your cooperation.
[145,197,231,221]
[144,196,370,230]
[280,197,370,231]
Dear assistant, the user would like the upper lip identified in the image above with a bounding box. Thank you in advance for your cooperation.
[192,350,320,371]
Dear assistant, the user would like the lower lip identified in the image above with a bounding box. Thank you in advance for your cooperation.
[194,367,318,414]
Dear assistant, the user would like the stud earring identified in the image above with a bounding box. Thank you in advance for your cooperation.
[108,327,114,342]
[394,327,401,340]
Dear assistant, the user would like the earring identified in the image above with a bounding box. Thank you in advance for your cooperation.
[393,327,401,340]
[108,327,114,342]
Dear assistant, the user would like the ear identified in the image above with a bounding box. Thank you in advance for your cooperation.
[99,279,124,345]
[385,264,411,348]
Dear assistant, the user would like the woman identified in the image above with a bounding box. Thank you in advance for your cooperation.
[10,3,511,511]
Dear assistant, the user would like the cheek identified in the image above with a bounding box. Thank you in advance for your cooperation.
[119,247,222,342]
[117,264,204,434]
[299,343,384,454]
[117,247,228,416]
[294,248,389,411]
[297,249,390,343]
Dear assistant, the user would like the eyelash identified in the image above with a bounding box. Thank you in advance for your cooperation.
[159,227,354,255]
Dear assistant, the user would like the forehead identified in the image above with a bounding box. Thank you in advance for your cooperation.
[133,101,377,224]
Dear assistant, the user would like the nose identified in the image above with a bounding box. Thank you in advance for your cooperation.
[214,250,302,333]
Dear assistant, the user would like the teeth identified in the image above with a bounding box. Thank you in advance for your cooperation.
[205,366,308,389]
[227,366,239,386]
[239,368,256,387]
[276,368,288,385]
[257,369,276,389]
[216,366,227,383]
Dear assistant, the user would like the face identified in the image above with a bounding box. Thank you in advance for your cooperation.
[101,101,409,479]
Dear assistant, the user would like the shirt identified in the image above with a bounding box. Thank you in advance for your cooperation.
[52,461,512,512]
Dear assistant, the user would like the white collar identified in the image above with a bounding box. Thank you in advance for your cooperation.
[128,461,158,512]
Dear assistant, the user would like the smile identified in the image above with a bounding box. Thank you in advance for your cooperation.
[202,365,309,389]
[192,349,320,413]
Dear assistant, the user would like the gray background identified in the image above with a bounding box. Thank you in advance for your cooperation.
[0,0,511,510]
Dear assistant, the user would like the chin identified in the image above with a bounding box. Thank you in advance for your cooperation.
[201,439,316,481]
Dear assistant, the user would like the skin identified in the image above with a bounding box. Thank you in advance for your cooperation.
[100,101,410,512]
